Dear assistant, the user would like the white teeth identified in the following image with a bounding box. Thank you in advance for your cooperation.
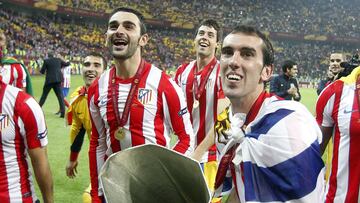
[86,74,96,78]
[227,74,240,81]
[199,42,208,47]
[113,39,127,45]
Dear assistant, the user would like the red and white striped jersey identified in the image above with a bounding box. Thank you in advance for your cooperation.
[175,58,224,162]
[88,61,195,201]
[0,63,26,89]
[62,65,71,88]
[316,72,360,203]
[0,81,48,203]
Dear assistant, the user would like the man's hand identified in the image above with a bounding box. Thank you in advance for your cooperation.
[66,160,78,178]
[287,87,297,95]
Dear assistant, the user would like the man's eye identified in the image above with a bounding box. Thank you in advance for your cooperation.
[221,48,233,55]
[108,25,118,30]
[242,52,254,57]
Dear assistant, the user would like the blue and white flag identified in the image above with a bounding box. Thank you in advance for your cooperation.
[215,97,325,203]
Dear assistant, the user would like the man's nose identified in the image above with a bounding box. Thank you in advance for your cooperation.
[229,52,241,70]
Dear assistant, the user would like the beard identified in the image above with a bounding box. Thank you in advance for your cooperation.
[109,37,140,60]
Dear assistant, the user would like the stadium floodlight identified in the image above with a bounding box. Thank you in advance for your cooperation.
[99,144,211,203]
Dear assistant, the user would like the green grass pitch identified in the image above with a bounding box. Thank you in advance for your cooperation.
[30,75,319,202]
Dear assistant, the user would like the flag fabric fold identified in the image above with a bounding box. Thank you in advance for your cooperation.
[215,96,325,203]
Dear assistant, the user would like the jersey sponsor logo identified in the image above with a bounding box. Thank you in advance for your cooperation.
[22,192,31,198]
[138,88,152,105]
[178,107,188,116]
[37,129,47,139]
[99,97,108,106]
[0,114,9,132]
[343,108,358,114]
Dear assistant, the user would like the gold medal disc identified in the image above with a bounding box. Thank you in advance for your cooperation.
[114,127,126,140]
[193,100,199,109]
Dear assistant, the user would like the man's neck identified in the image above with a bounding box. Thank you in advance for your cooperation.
[114,52,142,79]
[230,86,264,115]
[284,73,292,78]
[196,54,214,72]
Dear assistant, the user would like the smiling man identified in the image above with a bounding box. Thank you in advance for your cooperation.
[329,53,346,80]
[88,7,195,202]
[270,60,301,101]
[174,20,226,198]
[65,52,106,203]
[213,25,324,202]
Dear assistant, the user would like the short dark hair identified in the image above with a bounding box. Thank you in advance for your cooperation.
[86,52,107,69]
[109,7,147,35]
[230,25,274,66]
[48,52,54,58]
[281,60,297,73]
[196,19,222,42]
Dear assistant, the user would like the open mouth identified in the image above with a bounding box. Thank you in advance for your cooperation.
[226,73,241,81]
[85,73,97,79]
[112,38,128,47]
[199,40,209,48]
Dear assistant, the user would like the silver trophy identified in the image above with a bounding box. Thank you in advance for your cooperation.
[99,144,210,203]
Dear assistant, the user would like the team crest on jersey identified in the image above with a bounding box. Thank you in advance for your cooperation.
[138,88,152,105]
[0,114,9,132]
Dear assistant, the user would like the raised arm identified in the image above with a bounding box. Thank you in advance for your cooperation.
[192,97,230,161]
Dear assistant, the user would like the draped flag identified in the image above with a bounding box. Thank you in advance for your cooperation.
[214,97,325,203]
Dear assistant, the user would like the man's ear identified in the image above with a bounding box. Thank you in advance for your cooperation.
[261,64,273,82]
[139,33,149,47]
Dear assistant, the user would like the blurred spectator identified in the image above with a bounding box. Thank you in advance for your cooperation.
[270,60,301,101]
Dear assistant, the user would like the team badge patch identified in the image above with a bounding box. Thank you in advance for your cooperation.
[138,88,152,105]
[37,129,48,140]
[178,107,188,116]
[0,114,9,132]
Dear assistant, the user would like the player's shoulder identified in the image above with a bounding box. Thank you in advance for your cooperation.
[70,86,84,98]
[1,56,20,65]
[177,60,196,73]
[5,84,32,105]
[263,96,310,117]
[318,79,344,99]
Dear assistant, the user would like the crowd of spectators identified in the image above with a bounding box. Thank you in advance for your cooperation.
[55,0,359,38]
[0,3,357,82]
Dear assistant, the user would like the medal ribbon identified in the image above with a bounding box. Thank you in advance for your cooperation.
[193,57,217,100]
[111,59,145,127]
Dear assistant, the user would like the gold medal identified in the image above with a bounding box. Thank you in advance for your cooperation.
[193,100,199,109]
[114,127,126,140]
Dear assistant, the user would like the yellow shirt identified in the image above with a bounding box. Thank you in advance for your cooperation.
[67,86,91,161]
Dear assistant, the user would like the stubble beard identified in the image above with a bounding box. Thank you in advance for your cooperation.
[109,37,140,60]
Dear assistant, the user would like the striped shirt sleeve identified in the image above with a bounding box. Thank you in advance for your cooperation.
[15,92,47,149]
[88,80,107,202]
[13,63,27,89]
[316,82,338,127]
[160,73,195,156]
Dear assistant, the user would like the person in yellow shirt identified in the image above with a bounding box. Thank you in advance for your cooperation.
[65,52,107,203]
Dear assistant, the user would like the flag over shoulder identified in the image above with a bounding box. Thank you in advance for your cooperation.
[99,144,211,203]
